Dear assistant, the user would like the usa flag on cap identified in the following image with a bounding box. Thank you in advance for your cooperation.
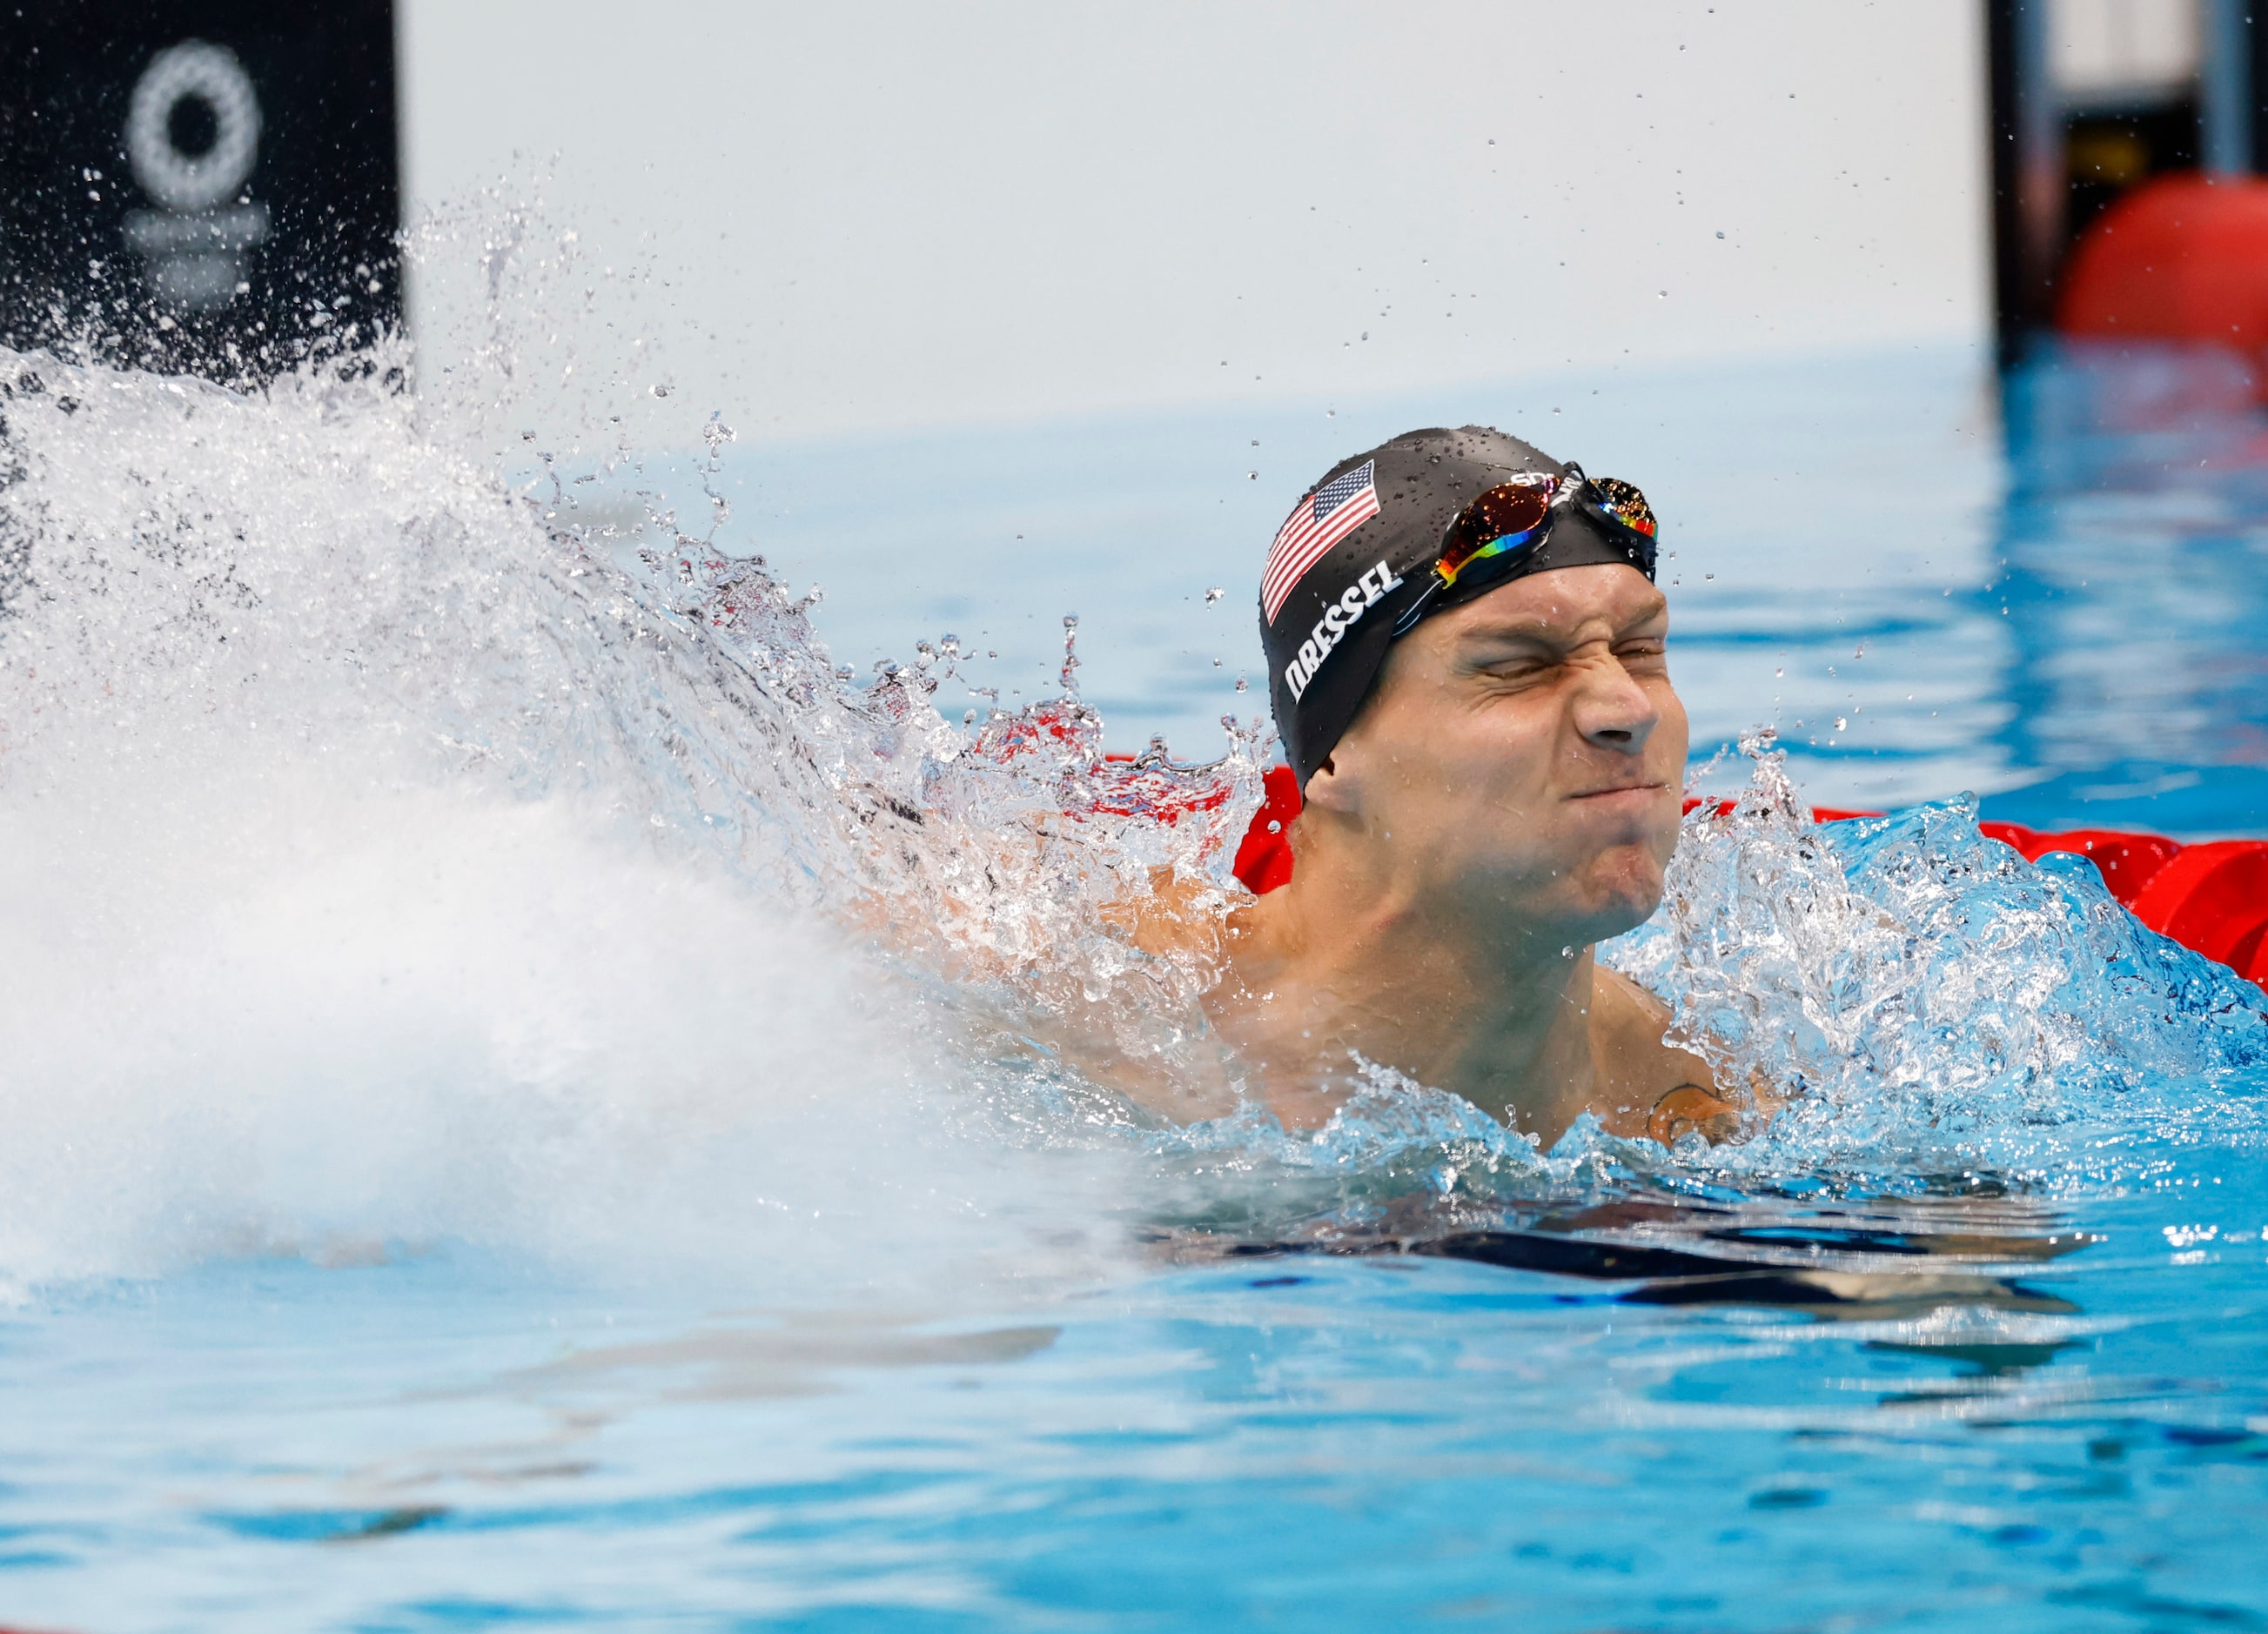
[1261,460,1380,622]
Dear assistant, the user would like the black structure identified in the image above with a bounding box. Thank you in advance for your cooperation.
[1988,0,2058,358]
[2253,4,2268,178]
[1988,0,2260,365]
[0,1,399,383]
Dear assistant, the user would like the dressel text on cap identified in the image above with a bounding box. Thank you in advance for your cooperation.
[1284,559,1405,701]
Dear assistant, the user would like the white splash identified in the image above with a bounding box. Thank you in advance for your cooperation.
[3,200,2261,1295]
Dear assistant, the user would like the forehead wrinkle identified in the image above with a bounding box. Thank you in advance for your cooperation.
[1446,586,1669,652]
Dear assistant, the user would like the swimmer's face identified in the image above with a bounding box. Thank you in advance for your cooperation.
[1308,562,1687,944]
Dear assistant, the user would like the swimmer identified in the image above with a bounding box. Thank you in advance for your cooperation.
[1198,426,1738,1148]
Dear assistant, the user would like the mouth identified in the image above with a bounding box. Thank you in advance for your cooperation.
[1567,780,1669,803]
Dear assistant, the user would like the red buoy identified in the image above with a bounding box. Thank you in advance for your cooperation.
[2058,172,2268,362]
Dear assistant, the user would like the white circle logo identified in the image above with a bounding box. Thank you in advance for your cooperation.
[124,41,261,213]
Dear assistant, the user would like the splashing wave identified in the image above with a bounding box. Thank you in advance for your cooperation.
[2,301,2259,1289]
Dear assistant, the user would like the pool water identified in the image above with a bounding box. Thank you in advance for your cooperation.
[3,324,2267,1632]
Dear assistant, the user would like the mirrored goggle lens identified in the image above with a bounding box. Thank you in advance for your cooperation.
[1589,476,1656,539]
[1435,479,1557,586]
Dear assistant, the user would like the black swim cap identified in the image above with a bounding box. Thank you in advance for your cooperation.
[1258,425,1657,787]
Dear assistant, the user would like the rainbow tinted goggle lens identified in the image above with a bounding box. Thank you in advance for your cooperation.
[1392,464,1657,635]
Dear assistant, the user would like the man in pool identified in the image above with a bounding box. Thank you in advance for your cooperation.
[1198,425,1738,1149]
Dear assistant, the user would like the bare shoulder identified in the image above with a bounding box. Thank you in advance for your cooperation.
[1588,963,1742,1146]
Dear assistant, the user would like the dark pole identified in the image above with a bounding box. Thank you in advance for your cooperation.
[2251,7,2268,177]
[1988,0,2062,365]
[2204,0,2255,173]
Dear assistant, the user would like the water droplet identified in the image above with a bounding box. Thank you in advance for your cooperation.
[1658,289,1668,298]
[650,383,669,398]
[1248,472,1258,480]
[1204,586,1225,603]
[1715,231,1725,239]
[1835,717,1848,731]
[1267,820,1282,834]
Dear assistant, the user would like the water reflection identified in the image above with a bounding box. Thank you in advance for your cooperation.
[1168,1183,2095,1390]
[1986,344,2268,835]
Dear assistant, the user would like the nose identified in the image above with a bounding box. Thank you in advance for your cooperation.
[1570,647,1659,755]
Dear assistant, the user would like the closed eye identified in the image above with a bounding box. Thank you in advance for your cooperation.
[1474,648,1561,683]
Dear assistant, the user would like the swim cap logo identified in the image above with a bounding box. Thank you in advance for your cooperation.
[1285,559,1404,701]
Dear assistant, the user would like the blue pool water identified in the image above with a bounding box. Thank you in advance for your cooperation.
[2,328,2266,1631]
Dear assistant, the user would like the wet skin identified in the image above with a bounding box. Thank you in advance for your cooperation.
[1200,561,1736,1147]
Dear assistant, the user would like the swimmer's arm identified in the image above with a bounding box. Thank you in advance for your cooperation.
[1592,965,1778,1147]
[1096,865,1229,961]
[1646,1082,1745,1147]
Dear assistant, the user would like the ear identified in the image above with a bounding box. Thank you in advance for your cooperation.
[1301,744,1364,816]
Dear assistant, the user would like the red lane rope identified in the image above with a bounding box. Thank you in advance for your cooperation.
[1229,765,1303,897]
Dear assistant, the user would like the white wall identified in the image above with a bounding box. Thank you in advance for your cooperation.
[2052,0,2200,101]
[396,1,1992,442]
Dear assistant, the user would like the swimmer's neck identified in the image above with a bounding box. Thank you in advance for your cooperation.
[1217,855,1604,1142]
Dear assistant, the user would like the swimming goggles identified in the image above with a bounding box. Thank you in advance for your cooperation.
[1391,463,1659,635]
